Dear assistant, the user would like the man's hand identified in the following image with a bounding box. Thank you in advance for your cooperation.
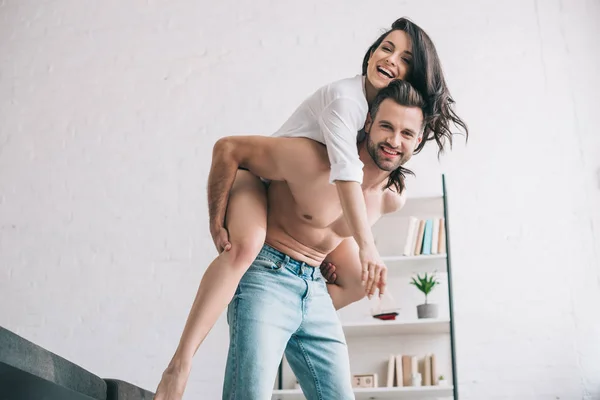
[359,243,387,299]
[210,225,232,253]
[320,261,338,284]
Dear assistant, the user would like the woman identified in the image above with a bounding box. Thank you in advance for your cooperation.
[155,17,468,400]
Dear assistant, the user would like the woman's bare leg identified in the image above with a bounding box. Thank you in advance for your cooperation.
[326,266,366,310]
[317,238,370,310]
[154,170,267,400]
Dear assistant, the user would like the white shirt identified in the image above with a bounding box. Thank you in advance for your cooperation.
[271,75,368,184]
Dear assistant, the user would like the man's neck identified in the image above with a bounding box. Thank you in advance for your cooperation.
[358,145,392,191]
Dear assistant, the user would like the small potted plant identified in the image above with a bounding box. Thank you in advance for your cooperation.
[437,375,449,386]
[410,272,440,319]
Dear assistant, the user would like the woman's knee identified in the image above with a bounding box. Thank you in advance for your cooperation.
[225,232,267,270]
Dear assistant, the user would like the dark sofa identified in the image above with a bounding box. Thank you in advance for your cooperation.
[0,326,154,400]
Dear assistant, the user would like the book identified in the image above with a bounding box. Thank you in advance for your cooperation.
[431,218,439,255]
[409,218,420,256]
[413,220,426,255]
[423,355,432,386]
[401,355,415,386]
[437,218,446,254]
[386,353,395,387]
[395,355,403,387]
[421,219,433,255]
[430,353,437,385]
[403,217,419,256]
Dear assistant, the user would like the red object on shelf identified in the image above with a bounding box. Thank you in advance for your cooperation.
[372,312,399,320]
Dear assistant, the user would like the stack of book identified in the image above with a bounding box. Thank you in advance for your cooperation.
[403,217,446,256]
[385,353,439,387]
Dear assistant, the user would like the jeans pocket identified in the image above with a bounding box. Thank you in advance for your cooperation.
[253,255,283,271]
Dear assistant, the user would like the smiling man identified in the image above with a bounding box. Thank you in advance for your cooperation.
[203,79,426,399]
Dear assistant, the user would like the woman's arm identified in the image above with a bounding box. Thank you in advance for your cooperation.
[318,98,386,297]
[335,181,383,296]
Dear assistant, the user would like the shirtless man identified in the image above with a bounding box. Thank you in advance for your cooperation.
[209,79,425,399]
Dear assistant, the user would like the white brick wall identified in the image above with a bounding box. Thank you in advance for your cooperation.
[1,1,598,399]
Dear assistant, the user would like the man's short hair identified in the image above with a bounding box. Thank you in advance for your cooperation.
[370,80,426,129]
[368,80,426,194]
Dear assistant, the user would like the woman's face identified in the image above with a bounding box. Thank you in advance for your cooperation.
[366,30,413,90]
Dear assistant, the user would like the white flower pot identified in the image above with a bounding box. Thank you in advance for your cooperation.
[417,303,438,319]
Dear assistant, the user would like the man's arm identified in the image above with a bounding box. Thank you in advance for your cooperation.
[207,135,301,238]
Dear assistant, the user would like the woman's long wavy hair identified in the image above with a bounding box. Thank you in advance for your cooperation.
[362,17,469,156]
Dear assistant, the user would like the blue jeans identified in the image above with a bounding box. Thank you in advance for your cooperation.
[222,244,355,400]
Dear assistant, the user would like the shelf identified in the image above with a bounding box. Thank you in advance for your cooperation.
[380,254,447,275]
[272,386,454,399]
[381,254,447,262]
[342,318,450,337]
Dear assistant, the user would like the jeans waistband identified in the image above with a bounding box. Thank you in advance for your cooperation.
[259,243,322,281]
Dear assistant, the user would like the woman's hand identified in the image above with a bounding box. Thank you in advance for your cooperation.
[154,360,191,400]
[358,243,387,299]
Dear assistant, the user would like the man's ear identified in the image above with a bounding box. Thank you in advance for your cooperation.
[413,131,423,151]
[364,112,373,133]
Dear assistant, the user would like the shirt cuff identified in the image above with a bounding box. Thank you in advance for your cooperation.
[329,162,364,184]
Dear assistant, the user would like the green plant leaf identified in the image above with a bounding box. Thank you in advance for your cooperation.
[410,272,439,296]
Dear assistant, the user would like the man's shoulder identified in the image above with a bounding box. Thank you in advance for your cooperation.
[382,189,407,215]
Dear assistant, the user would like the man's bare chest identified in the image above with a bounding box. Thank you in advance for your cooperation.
[271,180,384,235]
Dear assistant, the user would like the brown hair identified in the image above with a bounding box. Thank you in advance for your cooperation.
[368,79,425,193]
[363,17,468,155]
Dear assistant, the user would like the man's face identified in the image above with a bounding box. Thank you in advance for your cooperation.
[365,98,423,171]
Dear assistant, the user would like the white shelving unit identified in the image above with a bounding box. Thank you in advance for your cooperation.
[381,254,448,276]
[381,254,447,262]
[273,174,458,400]
[272,386,454,400]
[342,318,450,337]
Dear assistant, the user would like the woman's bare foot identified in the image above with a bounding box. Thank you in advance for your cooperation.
[154,361,191,400]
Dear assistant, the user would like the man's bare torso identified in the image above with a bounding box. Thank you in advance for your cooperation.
[264,138,403,266]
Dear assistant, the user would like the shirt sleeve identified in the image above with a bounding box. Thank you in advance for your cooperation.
[317,97,366,184]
